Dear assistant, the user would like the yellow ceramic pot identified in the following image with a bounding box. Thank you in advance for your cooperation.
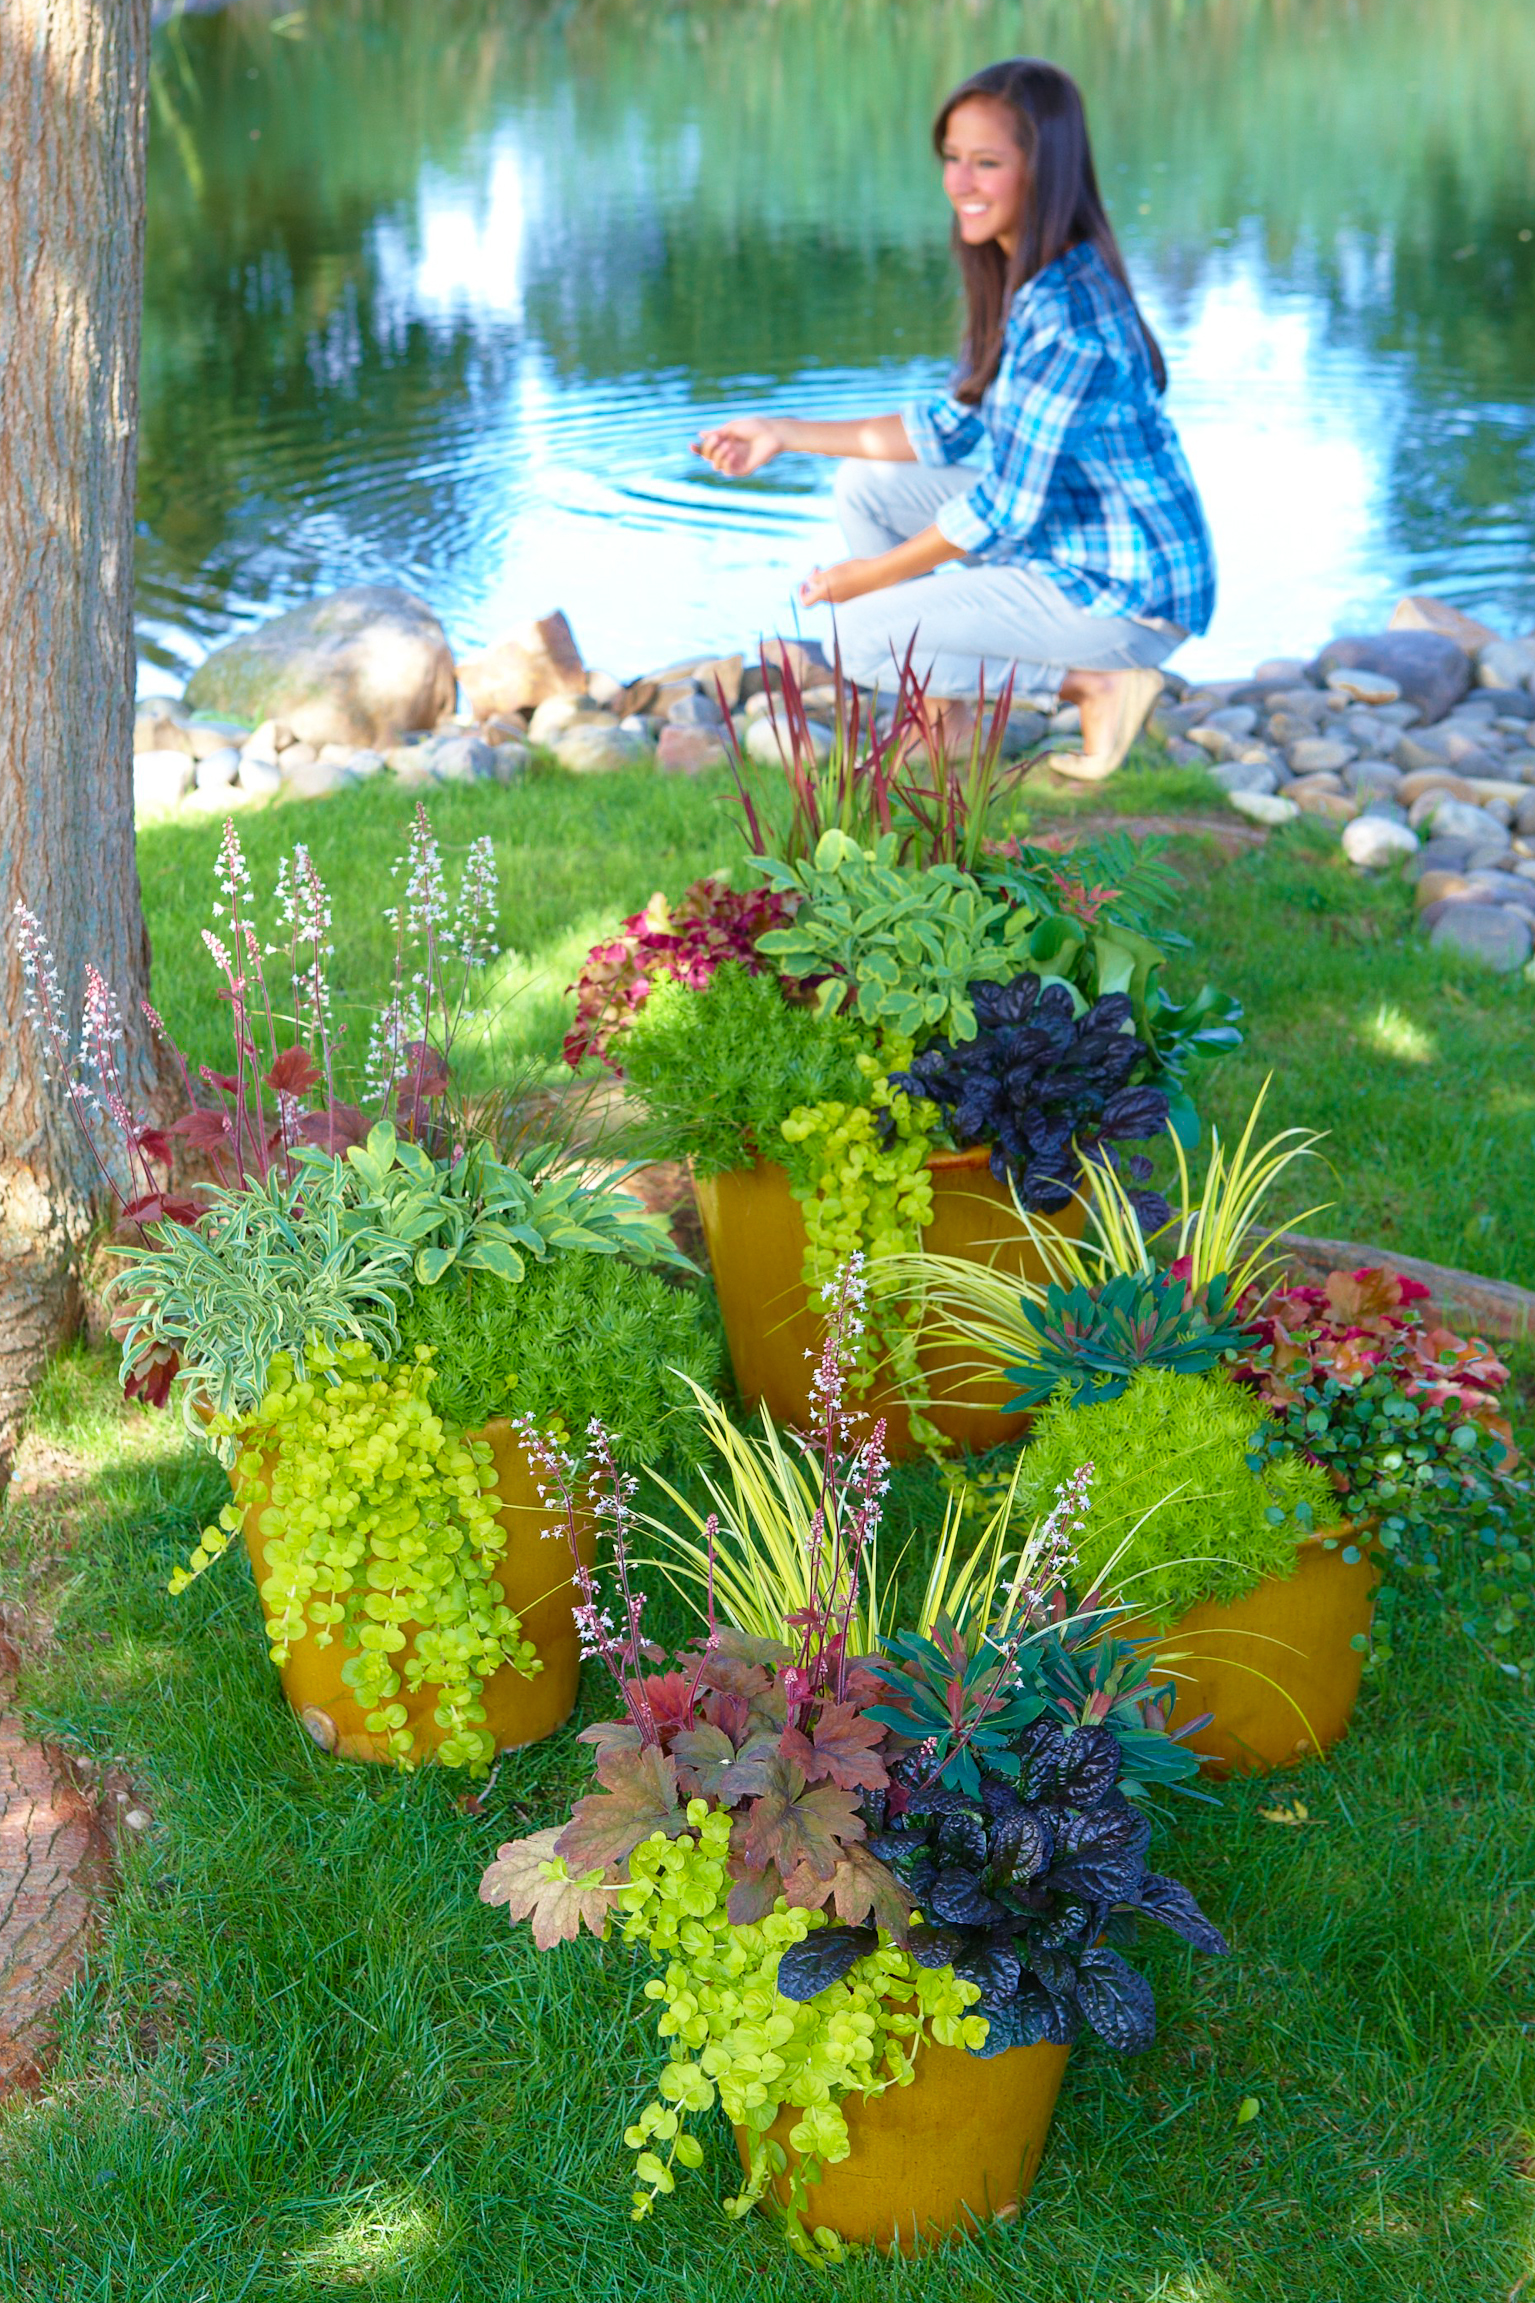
[733,2028,1071,2250]
[241,1416,593,1762]
[1146,1532,1380,1776]
[693,1146,1084,1460]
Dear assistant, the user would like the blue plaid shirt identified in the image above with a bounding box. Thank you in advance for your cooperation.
[902,244,1215,633]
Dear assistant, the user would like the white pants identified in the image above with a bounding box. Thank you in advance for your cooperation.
[822,459,1184,700]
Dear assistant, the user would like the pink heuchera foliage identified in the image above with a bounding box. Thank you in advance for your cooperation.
[562,876,791,1071]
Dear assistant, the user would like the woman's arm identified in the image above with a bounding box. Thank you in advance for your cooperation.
[799,523,964,607]
[692,413,915,477]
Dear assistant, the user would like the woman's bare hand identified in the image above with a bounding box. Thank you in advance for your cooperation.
[799,559,875,607]
[691,416,787,477]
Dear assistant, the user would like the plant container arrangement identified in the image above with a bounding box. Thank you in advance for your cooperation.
[899,1092,1517,1770]
[564,653,1240,1456]
[17,809,716,1772]
[480,1261,1228,2256]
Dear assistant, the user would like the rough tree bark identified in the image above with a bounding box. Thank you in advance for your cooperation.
[0,0,155,1499]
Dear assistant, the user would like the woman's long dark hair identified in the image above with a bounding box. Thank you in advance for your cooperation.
[934,58,1166,404]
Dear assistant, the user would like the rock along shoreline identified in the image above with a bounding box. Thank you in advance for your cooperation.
[135,585,1535,975]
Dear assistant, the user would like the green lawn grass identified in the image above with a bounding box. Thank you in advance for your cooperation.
[5,759,1534,2299]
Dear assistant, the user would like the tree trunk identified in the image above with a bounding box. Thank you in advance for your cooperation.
[0,0,154,1498]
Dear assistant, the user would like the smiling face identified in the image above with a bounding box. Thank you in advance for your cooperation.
[940,95,1029,255]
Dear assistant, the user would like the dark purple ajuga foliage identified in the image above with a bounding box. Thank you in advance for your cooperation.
[777,1722,1228,2055]
[890,973,1172,1226]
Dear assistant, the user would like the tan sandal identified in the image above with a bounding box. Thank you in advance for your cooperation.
[1033,667,1165,784]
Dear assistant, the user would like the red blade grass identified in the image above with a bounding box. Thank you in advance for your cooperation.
[723,636,1026,871]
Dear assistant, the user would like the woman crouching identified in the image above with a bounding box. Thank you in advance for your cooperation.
[694,57,1215,782]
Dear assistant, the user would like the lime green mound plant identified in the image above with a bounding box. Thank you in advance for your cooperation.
[1014,1367,1337,1628]
[188,1340,536,1772]
[396,1250,720,1460]
[620,961,865,1177]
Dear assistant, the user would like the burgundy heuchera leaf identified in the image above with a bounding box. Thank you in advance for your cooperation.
[296,1102,371,1153]
[117,1192,202,1234]
[170,1109,233,1151]
[265,1044,321,1098]
[736,1754,865,1885]
[779,1700,890,1792]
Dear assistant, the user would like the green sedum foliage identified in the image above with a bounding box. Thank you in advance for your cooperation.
[396,1252,720,1463]
[1013,1367,1337,1628]
[620,961,867,1176]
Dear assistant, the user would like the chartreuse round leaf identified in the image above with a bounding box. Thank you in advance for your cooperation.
[204,1339,540,1776]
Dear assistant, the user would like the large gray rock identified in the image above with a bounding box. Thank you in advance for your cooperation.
[186,717,248,760]
[1325,666,1401,705]
[457,611,586,719]
[668,691,726,730]
[1421,797,1511,850]
[1309,631,1472,725]
[1344,758,1403,798]
[1200,705,1259,740]
[1428,902,1533,970]
[551,722,654,774]
[1226,789,1299,826]
[430,734,496,784]
[237,753,283,799]
[1411,835,1474,876]
[283,758,349,800]
[194,746,241,790]
[1470,874,1535,915]
[1004,708,1049,754]
[529,694,608,745]
[1342,814,1417,868]
[1287,736,1355,775]
[1477,638,1535,690]
[489,741,530,783]
[134,706,194,757]
[746,715,833,768]
[1210,758,1280,796]
[1397,730,1498,778]
[184,587,455,749]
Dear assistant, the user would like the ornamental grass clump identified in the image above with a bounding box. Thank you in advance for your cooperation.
[880,1079,1329,1415]
[480,1261,1227,2255]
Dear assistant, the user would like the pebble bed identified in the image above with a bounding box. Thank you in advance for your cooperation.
[1153,624,1535,974]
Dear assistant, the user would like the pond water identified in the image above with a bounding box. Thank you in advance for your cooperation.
[140,0,1535,690]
